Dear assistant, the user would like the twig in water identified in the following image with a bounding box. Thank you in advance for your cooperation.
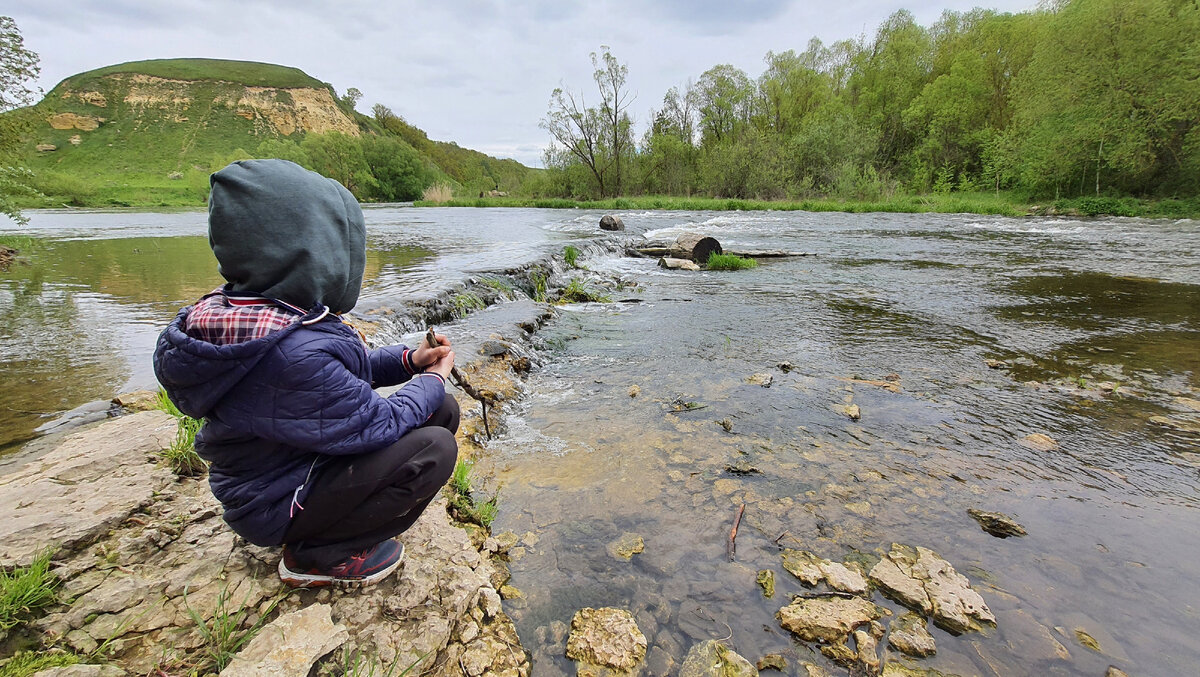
[727,503,746,562]
[427,327,493,440]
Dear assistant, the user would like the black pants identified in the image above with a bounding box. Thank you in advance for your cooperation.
[282,393,460,569]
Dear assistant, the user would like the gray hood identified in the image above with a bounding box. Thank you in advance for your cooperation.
[208,159,366,314]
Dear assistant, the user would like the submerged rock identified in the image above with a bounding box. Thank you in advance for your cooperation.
[747,373,773,387]
[1019,433,1058,451]
[757,570,775,598]
[607,532,645,560]
[678,640,756,677]
[756,653,787,671]
[566,607,647,672]
[781,550,869,595]
[868,543,995,634]
[777,595,887,644]
[967,509,1026,538]
[887,612,936,658]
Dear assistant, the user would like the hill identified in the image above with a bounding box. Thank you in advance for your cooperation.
[16,58,532,207]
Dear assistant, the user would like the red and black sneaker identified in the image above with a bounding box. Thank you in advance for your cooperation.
[278,540,405,588]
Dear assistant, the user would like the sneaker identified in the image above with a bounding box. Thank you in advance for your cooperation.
[278,540,405,588]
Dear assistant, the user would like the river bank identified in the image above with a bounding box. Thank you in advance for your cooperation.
[11,189,1200,221]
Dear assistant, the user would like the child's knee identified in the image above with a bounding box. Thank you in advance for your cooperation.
[426,426,459,483]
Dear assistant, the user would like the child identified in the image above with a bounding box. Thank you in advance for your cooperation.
[154,159,459,588]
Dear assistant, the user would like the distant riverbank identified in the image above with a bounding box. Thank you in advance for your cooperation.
[415,193,1200,220]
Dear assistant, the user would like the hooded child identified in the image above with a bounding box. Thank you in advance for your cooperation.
[154,159,459,587]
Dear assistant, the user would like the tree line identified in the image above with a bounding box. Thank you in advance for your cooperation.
[537,0,1200,202]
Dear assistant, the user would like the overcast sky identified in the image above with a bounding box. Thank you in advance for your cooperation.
[9,0,1037,167]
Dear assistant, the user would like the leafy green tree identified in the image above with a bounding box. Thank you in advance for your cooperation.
[695,64,754,144]
[1,16,40,224]
[253,138,311,167]
[361,135,428,201]
[301,132,376,196]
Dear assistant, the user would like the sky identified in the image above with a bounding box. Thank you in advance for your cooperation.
[8,0,1038,168]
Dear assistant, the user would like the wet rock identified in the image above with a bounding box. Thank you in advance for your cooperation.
[1149,415,1200,433]
[645,646,674,676]
[659,257,701,271]
[607,533,645,560]
[678,640,756,677]
[479,339,512,357]
[781,550,869,595]
[1074,627,1101,652]
[888,612,936,657]
[0,411,176,567]
[756,653,786,671]
[757,570,775,598]
[499,584,524,599]
[1019,433,1058,451]
[854,629,880,671]
[600,214,625,231]
[868,544,995,634]
[221,603,348,676]
[628,385,640,398]
[566,607,647,672]
[111,390,160,412]
[724,460,760,475]
[494,530,520,554]
[834,403,861,421]
[34,400,115,434]
[800,664,831,677]
[777,361,794,373]
[747,373,773,387]
[881,664,956,676]
[1176,397,1200,412]
[1001,609,1068,661]
[966,509,1026,538]
[716,418,733,432]
[819,641,857,665]
[1105,667,1130,677]
[777,595,887,643]
[984,359,1008,369]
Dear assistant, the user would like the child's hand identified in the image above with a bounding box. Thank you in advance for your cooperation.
[429,349,456,379]
[413,332,452,370]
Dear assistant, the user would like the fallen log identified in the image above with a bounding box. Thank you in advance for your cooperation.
[670,233,722,263]
[723,249,813,258]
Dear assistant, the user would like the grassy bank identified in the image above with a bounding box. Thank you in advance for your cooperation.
[414,193,1200,219]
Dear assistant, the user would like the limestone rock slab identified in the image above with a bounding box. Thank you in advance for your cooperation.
[221,603,348,676]
[566,607,647,672]
[0,411,177,567]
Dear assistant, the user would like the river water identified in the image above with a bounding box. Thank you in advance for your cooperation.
[2,207,1198,675]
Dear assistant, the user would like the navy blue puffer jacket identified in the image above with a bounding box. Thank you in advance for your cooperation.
[153,304,445,546]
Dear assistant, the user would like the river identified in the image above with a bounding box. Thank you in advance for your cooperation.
[2,207,1198,675]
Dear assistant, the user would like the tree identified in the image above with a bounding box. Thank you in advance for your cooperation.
[300,132,375,197]
[1,16,40,224]
[340,87,362,111]
[361,135,428,201]
[540,47,634,198]
[695,64,754,144]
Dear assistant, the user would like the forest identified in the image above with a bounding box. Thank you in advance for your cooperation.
[535,0,1200,206]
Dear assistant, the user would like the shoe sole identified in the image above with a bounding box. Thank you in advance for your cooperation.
[278,546,405,589]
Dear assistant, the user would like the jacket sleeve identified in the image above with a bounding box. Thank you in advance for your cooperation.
[246,336,446,455]
[369,344,416,388]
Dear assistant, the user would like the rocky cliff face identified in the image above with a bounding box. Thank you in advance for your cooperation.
[46,71,359,140]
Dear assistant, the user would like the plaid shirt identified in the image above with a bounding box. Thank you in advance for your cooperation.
[185,289,301,345]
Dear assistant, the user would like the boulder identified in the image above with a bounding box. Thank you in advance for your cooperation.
[600,214,625,231]
[781,550,869,595]
[566,607,647,672]
[220,604,348,676]
[678,640,756,677]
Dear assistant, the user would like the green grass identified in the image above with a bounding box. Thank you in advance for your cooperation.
[0,550,60,633]
[182,584,282,674]
[557,278,611,304]
[66,58,326,90]
[155,389,207,476]
[479,276,516,299]
[450,458,474,497]
[451,291,486,318]
[0,652,80,677]
[337,646,425,677]
[706,253,758,271]
[563,245,581,268]
[447,459,499,529]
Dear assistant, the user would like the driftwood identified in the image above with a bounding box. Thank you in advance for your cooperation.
[426,327,494,439]
[727,503,746,561]
[634,235,810,262]
[723,249,813,258]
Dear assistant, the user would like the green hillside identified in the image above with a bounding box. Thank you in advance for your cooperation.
[13,58,533,207]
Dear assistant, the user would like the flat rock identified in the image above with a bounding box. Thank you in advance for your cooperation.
[777,596,887,644]
[658,257,700,271]
[781,550,868,595]
[567,607,647,672]
[888,612,936,657]
[0,411,177,567]
[607,532,645,560]
[868,543,995,634]
[112,390,160,412]
[221,603,348,676]
[967,509,1026,538]
[1019,433,1058,451]
[30,666,125,677]
[678,640,756,677]
[747,373,773,387]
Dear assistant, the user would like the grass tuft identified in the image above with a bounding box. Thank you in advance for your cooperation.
[421,183,454,203]
[451,291,486,318]
[0,550,61,633]
[706,253,758,271]
[182,584,282,674]
[447,459,499,529]
[563,245,580,268]
[155,389,208,476]
[0,651,79,677]
[557,278,611,304]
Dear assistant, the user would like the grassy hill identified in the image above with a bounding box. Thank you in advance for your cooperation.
[14,58,533,207]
